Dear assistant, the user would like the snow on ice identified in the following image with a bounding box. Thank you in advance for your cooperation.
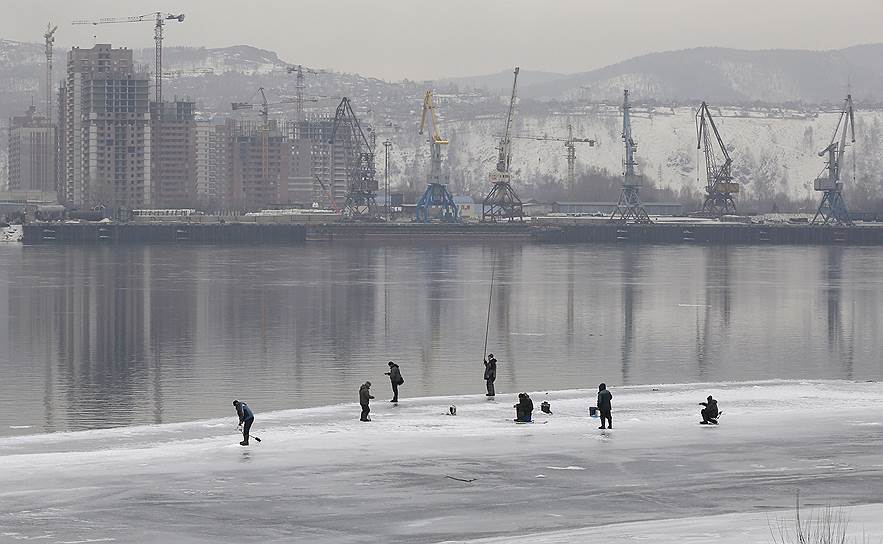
[0,380,881,543]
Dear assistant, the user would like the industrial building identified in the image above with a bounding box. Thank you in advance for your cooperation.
[7,105,57,196]
[58,44,151,209]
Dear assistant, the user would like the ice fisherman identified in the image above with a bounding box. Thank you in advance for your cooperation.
[700,395,720,424]
[232,400,255,446]
[483,354,497,397]
[597,383,613,429]
[359,381,375,421]
[384,361,404,403]
[514,392,533,422]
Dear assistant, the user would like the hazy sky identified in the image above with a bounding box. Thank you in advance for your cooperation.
[3,0,883,80]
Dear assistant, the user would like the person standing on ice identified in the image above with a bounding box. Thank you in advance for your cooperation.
[384,361,404,403]
[359,381,374,421]
[484,354,497,397]
[597,383,613,429]
[700,395,719,424]
[232,400,255,446]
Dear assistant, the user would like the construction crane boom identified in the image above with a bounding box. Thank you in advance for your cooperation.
[496,67,520,174]
[511,124,596,195]
[73,12,185,105]
[43,23,58,124]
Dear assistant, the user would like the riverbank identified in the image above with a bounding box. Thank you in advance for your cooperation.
[1,380,881,543]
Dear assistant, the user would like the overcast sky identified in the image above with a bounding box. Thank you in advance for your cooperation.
[3,0,883,80]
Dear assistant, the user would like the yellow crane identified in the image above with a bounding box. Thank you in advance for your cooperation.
[416,91,458,222]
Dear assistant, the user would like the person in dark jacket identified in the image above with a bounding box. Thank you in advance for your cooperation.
[483,354,497,397]
[359,381,374,421]
[384,361,404,402]
[700,395,719,424]
[514,392,534,422]
[597,383,613,429]
[232,400,255,446]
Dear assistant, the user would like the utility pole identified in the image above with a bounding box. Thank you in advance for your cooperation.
[383,139,392,220]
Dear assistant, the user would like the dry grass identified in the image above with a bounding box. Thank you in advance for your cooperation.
[770,492,871,544]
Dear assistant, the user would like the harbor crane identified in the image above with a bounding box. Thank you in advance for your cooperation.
[812,95,855,227]
[330,97,380,221]
[610,89,651,224]
[43,23,58,124]
[696,101,739,216]
[415,91,458,223]
[482,67,524,222]
[72,12,185,106]
[511,124,596,196]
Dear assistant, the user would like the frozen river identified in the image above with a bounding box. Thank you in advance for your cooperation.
[1,380,881,543]
[0,243,882,436]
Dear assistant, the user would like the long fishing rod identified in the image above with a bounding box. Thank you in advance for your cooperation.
[482,252,496,360]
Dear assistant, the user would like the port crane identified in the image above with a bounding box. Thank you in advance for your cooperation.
[330,97,380,221]
[812,95,855,226]
[44,23,58,124]
[610,89,651,223]
[72,12,185,106]
[482,67,523,222]
[696,101,739,216]
[415,91,458,223]
[511,124,596,196]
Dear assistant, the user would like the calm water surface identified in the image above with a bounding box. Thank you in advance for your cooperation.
[0,242,880,435]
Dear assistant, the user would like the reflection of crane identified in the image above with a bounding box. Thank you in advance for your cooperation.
[416,91,458,222]
[511,124,596,196]
[482,67,523,222]
[610,89,651,223]
[696,101,739,216]
[812,95,855,226]
[44,23,58,124]
[72,12,185,105]
[330,97,379,221]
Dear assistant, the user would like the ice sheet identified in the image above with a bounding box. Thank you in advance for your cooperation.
[1,380,881,543]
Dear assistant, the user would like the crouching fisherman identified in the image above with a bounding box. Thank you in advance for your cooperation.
[514,393,533,422]
[233,400,255,446]
[700,395,720,424]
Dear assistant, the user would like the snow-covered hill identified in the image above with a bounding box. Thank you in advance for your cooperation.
[377,105,883,203]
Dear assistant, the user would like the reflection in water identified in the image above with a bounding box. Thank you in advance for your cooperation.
[0,243,881,435]
[824,247,855,379]
[620,246,639,385]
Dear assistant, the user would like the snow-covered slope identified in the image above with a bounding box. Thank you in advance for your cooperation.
[379,106,883,203]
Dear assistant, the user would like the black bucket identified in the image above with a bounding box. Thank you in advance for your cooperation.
[589,406,598,417]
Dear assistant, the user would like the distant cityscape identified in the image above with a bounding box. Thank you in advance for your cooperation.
[7,43,361,214]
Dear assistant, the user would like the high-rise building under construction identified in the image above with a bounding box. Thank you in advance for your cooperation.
[58,44,151,209]
[7,105,57,197]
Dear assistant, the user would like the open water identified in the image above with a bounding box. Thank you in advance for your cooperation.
[0,242,880,435]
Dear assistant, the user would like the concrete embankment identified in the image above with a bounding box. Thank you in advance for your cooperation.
[20,220,883,245]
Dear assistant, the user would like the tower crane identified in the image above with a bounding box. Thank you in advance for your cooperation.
[415,90,458,223]
[286,64,321,123]
[696,101,739,216]
[812,94,855,226]
[482,67,523,222]
[72,12,185,105]
[610,89,651,224]
[511,124,596,196]
[232,87,272,184]
[43,23,58,124]
[330,97,379,221]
